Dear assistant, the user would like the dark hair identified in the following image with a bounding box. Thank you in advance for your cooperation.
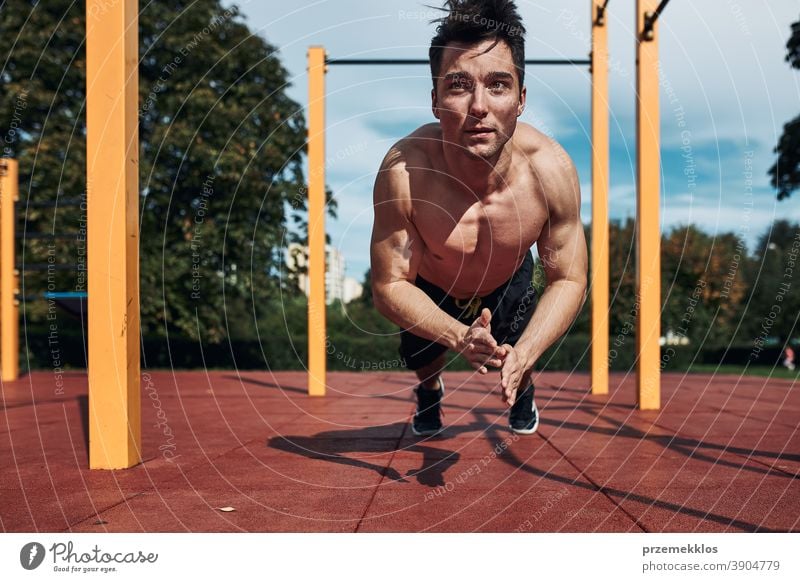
[428,0,526,94]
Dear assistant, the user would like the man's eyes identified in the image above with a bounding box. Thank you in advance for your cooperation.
[448,79,509,91]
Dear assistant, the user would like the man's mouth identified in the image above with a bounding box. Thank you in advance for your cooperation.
[465,127,495,135]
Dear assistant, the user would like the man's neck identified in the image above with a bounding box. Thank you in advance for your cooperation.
[442,140,514,197]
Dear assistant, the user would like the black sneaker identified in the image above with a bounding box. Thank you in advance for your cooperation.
[412,378,444,436]
[509,384,539,434]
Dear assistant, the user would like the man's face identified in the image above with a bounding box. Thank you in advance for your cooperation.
[432,38,526,161]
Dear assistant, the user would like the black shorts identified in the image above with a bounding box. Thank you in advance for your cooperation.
[399,250,538,371]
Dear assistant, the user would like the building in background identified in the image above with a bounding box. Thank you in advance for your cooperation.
[342,276,363,304]
[286,243,362,304]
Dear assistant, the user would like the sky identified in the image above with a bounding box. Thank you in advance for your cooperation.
[231,0,799,281]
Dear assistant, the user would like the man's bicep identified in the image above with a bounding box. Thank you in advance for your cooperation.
[537,159,587,285]
[370,168,424,289]
[370,214,423,287]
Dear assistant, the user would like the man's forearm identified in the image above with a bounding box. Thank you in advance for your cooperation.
[514,279,587,368]
[375,281,467,350]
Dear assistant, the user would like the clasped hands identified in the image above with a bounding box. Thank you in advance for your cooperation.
[457,308,529,407]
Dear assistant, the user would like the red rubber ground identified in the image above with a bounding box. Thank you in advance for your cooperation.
[1,370,797,532]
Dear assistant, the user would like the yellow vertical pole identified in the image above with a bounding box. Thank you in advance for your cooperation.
[591,0,609,395]
[307,46,326,397]
[86,0,141,468]
[636,0,661,410]
[0,159,20,382]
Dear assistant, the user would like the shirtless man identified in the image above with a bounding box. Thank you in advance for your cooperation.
[370,0,588,436]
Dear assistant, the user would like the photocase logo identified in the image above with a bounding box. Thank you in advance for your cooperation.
[20,542,46,570]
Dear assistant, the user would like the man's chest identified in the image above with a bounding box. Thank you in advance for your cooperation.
[411,184,546,262]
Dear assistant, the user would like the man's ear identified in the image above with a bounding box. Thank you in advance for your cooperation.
[517,85,526,117]
[431,88,440,119]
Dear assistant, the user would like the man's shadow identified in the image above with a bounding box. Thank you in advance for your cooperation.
[268,424,458,486]
[267,416,504,488]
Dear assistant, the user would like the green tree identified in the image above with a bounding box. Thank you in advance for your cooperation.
[359,267,373,306]
[769,16,800,200]
[608,218,637,338]
[739,220,800,347]
[1,1,327,343]
[660,225,748,346]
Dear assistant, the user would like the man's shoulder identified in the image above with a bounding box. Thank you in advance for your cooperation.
[513,122,580,214]
[374,124,441,206]
[380,123,440,171]
[513,122,575,174]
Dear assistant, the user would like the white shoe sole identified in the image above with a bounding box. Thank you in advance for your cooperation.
[509,400,539,435]
[411,425,443,437]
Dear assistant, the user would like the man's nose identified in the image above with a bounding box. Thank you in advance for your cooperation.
[468,89,489,119]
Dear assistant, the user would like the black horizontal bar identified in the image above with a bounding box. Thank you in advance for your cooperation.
[326,58,590,67]
[25,199,84,209]
[327,58,429,65]
[17,232,81,239]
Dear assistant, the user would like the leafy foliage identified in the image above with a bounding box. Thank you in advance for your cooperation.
[0,0,328,343]
[769,15,800,200]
